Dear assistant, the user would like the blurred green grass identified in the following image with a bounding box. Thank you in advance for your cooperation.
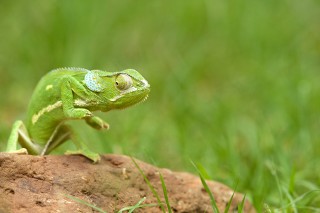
[0,0,319,211]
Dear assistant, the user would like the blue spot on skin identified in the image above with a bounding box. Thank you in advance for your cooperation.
[84,72,103,92]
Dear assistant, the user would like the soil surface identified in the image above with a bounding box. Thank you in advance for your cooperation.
[0,153,255,213]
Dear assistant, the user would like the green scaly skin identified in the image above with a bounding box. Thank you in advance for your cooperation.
[5,67,150,163]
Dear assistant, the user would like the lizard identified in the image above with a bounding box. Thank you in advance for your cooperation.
[5,67,150,162]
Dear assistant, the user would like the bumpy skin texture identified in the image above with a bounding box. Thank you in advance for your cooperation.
[6,67,150,162]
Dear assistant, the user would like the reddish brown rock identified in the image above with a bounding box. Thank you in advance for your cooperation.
[0,153,255,213]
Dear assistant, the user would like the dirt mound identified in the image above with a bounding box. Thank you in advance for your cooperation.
[0,153,255,213]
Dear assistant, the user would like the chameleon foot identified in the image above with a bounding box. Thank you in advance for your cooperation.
[6,148,28,155]
[65,150,101,163]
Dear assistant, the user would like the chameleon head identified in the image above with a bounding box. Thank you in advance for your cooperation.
[84,69,150,111]
[110,69,150,109]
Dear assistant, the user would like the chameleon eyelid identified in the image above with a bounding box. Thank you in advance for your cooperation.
[115,74,133,90]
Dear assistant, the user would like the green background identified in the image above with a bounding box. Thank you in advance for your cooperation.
[0,1,319,211]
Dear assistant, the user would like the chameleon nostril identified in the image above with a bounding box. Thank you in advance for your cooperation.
[141,79,149,87]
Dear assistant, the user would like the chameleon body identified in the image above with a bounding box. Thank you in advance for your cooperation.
[6,67,150,162]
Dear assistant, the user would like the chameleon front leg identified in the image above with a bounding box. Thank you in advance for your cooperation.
[60,76,110,129]
[44,124,101,163]
[60,76,95,120]
[6,120,42,155]
[55,76,108,162]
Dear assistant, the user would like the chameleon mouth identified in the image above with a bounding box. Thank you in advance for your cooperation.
[112,92,149,111]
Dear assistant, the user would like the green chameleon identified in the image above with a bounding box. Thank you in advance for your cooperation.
[5,67,150,162]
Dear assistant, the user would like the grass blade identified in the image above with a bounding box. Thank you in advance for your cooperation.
[159,172,172,213]
[119,203,159,213]
[190,160,219,213]
[278,189,320,211]
[130,156,166,213]
[128,197,146,213]
[224,180,238,213]
[282,186,297,213]
[118,197,159,213]
[224,190,236,213]
[238,193,247,213]
[266,161,283,206]
[64,194,106,213]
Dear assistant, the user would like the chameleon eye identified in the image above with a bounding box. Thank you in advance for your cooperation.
[115,74,133,90]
